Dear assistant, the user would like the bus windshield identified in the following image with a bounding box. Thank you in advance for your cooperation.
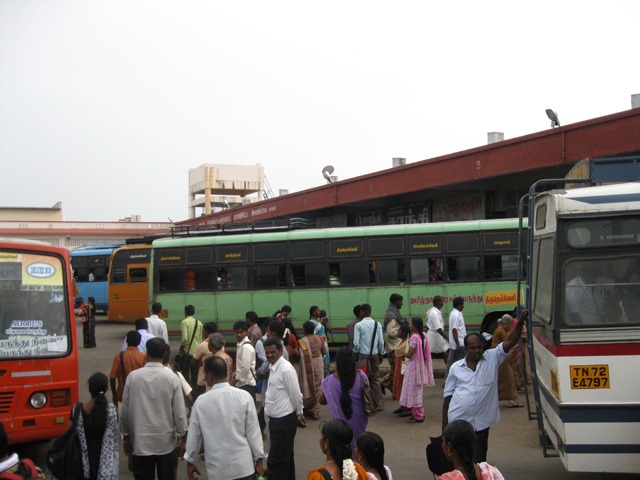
[0,250,71,359]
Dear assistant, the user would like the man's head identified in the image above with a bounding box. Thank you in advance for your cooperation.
[245,311,258,325]
[267,319,285,339]
[464,333,484,363]
[389,293,403,309]
[203,322,218,336]
[184,304,195,317]
[233,320,249,342]
[433,295,444,309]
[74,296,83,308]
[135,317,149,331]
[151,302,162,315]
[126,330,142,347]
[264,337,283,365]
[453,296,465,311]
[208,333,225,353]
[146,337,167,362]
[353,304,361,319]
[360,303,372,317]
[204,356,229,387]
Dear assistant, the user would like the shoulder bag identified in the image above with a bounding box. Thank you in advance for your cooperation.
[173,318,199,373]
[355,321,378,376]
[47,402,84,479]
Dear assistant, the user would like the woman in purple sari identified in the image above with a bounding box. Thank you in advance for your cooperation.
[320,346,369,456]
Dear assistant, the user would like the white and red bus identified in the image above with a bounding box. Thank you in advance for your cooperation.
[0,239,78,445]
[528,182,640,472]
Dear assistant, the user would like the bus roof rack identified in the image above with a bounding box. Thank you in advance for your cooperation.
[171,218,311,237]
[71,243,122,251]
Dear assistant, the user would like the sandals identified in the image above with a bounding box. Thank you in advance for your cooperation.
[398,411,412,417]
[408,416,424,423]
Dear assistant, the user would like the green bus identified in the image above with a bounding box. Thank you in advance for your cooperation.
[150,219,523,342]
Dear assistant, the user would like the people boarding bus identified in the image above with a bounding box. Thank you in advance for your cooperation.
[0,238,78,444]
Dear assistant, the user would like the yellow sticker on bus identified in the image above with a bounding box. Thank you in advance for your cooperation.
[569,365,610,389]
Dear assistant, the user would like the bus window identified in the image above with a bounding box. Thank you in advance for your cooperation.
[253,265,287,289]
[447,256,480,282]
[291,263,324,287]
[429,258,443,282]
[410,258,429,283]
[158,268,183,292]
[337,261,368,286]
[484,254,519,280]
[111,265,126,284]
[129,267,147,283]
[218,267,248,290]
[369,259,406,284]
[533,237,553,323]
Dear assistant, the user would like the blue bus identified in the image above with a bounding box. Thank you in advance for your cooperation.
[71,244,120,312]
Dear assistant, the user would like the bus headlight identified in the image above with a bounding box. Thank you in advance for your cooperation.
[30,392,47,409]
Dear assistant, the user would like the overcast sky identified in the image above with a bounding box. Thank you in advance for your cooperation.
[1,1,638,223]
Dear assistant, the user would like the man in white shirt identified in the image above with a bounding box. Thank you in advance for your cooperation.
[264,337,305,480]
[146,302,169,343]
[120,317,156,353]
[445,296,466,378]
[426,295,449,364]
[120,337,188,480]
[184,356,265,480]
[233,320,257,402]
[353,303,386,411]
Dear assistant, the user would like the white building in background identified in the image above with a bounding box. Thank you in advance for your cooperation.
[188,163,268,218]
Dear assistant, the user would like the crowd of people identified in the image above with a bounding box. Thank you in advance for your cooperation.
[1,296,533,480]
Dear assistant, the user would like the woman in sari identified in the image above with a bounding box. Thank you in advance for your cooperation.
[320,347,369,456]
[392,324,412,417]
[307,420,369,480]
[299,319,327,419]
[399,317,435,423]
[491,314,522,407]
[309,305,331,374]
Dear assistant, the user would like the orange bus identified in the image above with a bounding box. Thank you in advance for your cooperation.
[107,243,152,323]
[0,239,78,444]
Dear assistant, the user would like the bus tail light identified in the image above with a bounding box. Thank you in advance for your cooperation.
[50,389,71,408]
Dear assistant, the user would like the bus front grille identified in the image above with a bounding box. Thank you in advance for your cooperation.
[0,391,16,413]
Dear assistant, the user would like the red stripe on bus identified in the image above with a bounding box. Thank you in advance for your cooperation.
[533,327,640,356]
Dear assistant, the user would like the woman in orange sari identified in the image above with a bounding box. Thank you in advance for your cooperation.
[299,320,327,420]
[308,420,368,480]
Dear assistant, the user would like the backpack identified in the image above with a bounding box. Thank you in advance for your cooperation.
[0,458,43,480]
[46,403,84,479]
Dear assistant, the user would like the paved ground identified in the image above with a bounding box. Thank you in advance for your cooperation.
[16,317,640,479]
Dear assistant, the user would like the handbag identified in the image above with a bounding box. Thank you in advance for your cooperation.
[47,402,84,479]
[362,381,378,417]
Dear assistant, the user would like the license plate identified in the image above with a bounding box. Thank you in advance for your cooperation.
[569,364,610,389]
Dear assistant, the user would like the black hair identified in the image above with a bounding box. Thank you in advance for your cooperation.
[335,347,356,419]
[356,432,388,480]
[433,295,444,306]
[151,302,162,315]
[282,317,298,339]
[453,296,465,309]
[411,316,425,342]
[163,342,171,364]
[443,420,477,480]
[126,330,142,347]
[233,320,249,332]
[281,305,292,313]
[360,303,372,315]
[309,305,320,318]
[399,323,411,338]
[87,296,96,306]
[389,293,403,303]
[353,304,361,317]
[203,322,218,335]
[245,311,258,324]
[302,320,316,335]
[267,319,286,340]
[184,304,195,316]
[464,332,484,349]
[263,337,283,350]
[146,337,167,359]
[86,372,108,432]
[322,420,353,473]
[135,317,148,330]
[205,356,228,380]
